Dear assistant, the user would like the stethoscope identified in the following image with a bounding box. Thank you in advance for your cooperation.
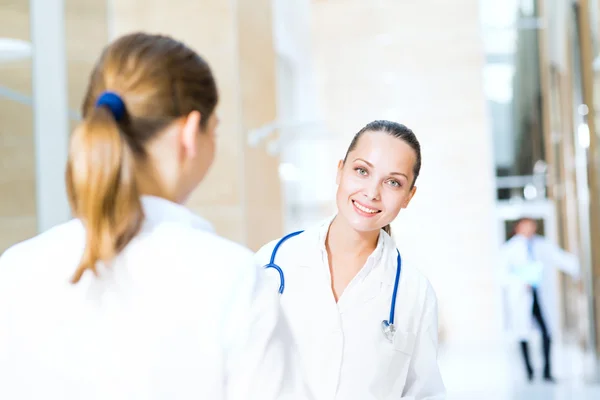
[263,230,402,342]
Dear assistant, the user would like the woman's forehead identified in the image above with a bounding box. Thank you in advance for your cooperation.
[349,131,417,172]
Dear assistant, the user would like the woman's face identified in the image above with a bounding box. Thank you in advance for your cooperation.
[515,219,537,238]
[335,130,417,233]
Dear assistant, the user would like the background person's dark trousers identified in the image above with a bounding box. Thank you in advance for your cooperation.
[519,287,554,382]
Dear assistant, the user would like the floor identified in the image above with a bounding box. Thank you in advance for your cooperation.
[438,339,600,399]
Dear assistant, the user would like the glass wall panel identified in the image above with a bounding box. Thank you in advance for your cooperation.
[481,0,547,201]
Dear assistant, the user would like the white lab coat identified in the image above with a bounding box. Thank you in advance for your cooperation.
[255,216,446,400]
[498,234,580,341]
[0,195,311,400]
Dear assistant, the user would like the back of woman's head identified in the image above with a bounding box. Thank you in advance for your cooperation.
[66,32,218,284]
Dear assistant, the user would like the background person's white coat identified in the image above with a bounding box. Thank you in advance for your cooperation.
[498,234,580,341]
[0,196,311,400]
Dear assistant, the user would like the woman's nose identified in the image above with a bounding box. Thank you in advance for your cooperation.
[363,184,381,201]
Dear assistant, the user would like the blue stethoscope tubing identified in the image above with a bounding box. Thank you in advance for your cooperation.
[264,230,402,338]
[264,230,305,294]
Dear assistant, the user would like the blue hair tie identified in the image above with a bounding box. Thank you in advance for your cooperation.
[95,91,126,121]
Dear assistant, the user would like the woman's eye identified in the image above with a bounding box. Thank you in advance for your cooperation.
[388,180,401,188]
[355,167,367,176]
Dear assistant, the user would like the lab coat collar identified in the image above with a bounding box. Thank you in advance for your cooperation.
[140,195,215,233]
[311,215,398,314]
[315,214,386,281]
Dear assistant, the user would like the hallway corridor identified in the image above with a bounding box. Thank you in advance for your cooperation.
[439,340,600,399]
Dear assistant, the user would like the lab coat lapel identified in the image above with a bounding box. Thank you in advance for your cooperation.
[357,244,393,305]
[338,233,392,314]
[337,277,384,315]
[351,275,385,310]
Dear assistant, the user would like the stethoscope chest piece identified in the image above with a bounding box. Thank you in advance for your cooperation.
[381,320,396,342]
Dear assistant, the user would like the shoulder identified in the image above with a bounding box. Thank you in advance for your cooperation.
[149,223,255,268]
[122,225,261,306]
[384,231,434,299]
[402,265,439,338]
[391,241,438,319]
[403,262,438,305]
[503,234,524,247]
[533,234,553,248]
[192,230,253,260]
[421,273,438,311]
[255,238,281,265]
[254,228,316,265]
[499,235,524,256]
[0,219,84,267]
[0,219,85,290]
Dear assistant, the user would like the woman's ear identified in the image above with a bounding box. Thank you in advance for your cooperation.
[402,186,417,208]
[180,111,202,159]
[336,160,344,185]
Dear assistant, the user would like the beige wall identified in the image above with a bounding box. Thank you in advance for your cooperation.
[65,0,109,117]
[237,0,284,249]
[0,1,36,252]
[0,0,283,253]
[112,1,247,244]
[310,0,500,345]
[112,0,282,249]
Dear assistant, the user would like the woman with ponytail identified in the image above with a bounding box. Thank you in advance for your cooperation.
[0,33,311,400]
[255,120,445,399]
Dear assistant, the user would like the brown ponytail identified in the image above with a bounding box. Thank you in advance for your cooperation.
[65,32,218,283]
[66,106,143,284]
[383,224,392,236]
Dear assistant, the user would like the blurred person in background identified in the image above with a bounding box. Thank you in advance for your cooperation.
[499,217,579,383]
[255,120,445,399]
[0,32,311,400]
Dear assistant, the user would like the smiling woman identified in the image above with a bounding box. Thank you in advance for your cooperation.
[254,120,445,400]
[338,120,421,236]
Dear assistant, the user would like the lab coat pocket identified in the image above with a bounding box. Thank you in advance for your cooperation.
[392,330,416,355]
[387,331,416,395]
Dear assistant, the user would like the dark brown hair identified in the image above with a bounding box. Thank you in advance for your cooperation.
[66,32,218,283]
[342,120,422,236]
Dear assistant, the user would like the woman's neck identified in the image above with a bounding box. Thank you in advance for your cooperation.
[136,164,178,202]
[325,216,380,302]
[326,215,380,259]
